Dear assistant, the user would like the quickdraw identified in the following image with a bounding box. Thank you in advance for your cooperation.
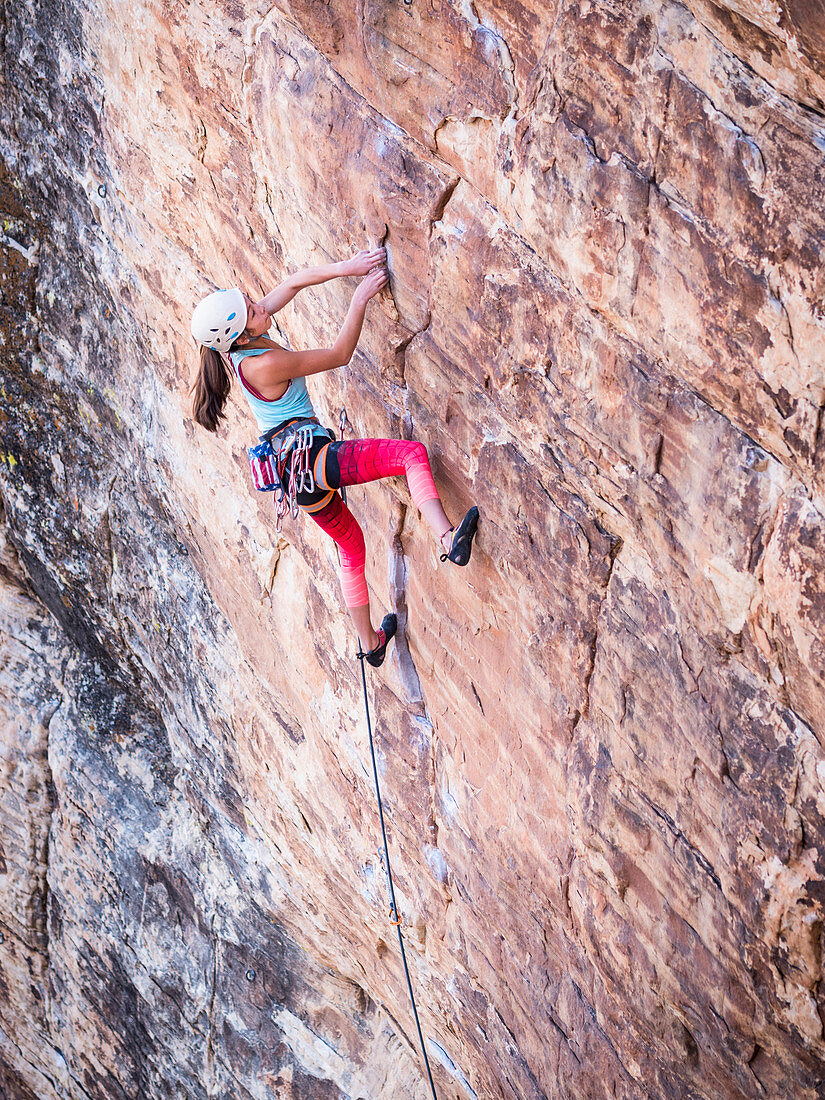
[247,418,325,531]
[289,425,316,504]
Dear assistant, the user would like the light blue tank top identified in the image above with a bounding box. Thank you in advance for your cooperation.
[229,345,325,436]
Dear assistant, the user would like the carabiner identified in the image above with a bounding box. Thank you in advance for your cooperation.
[298,425,314,451]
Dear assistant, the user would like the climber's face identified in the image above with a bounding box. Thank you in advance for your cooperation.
[236,295,270,342]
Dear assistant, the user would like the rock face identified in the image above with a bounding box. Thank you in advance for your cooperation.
[1,1,825,1097]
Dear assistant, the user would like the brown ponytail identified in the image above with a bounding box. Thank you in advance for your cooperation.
[191,345,233,432]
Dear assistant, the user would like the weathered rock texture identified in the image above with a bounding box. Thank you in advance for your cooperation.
[1,1,825,1097]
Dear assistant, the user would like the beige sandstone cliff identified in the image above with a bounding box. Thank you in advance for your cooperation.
[1,1,825,1098]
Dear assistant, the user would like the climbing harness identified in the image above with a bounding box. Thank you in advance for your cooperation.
[247,416,329,530]
[336,406,440,1100]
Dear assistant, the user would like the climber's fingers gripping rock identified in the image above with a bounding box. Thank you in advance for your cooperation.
[356,265,389,303]
[346,247,387,277]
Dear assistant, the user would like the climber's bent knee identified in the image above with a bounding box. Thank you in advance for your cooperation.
[323,438,441,510]
[404,441,440,508]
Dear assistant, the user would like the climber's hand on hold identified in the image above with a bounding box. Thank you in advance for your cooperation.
[260,252,384,314]
[344,247,387,277]
[246,266,389,387]
[354,266,389,305]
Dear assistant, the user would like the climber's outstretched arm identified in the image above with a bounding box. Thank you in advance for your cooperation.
[259,248,387,315]
[243,268,388,391]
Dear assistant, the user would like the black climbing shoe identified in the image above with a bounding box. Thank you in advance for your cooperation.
[440,506,479,566]
[360,613,398,668]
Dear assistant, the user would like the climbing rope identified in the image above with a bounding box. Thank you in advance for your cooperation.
[337,408,439,1100]
[356,652,439,1100]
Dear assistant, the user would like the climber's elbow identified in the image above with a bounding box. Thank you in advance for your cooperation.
[328,342,357,371]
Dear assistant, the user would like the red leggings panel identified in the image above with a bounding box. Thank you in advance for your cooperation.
[309,494,369,607]
[323,438,440,509]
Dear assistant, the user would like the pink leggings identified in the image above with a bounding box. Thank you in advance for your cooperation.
[307,438,440,607]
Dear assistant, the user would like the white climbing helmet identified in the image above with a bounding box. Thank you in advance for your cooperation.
[190,288,248,353]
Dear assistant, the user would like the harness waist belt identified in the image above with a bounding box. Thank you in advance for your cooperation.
[261,416,322,451]
[247,416,332,530]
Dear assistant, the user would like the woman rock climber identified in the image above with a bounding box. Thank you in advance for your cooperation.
[190,248,478,667]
